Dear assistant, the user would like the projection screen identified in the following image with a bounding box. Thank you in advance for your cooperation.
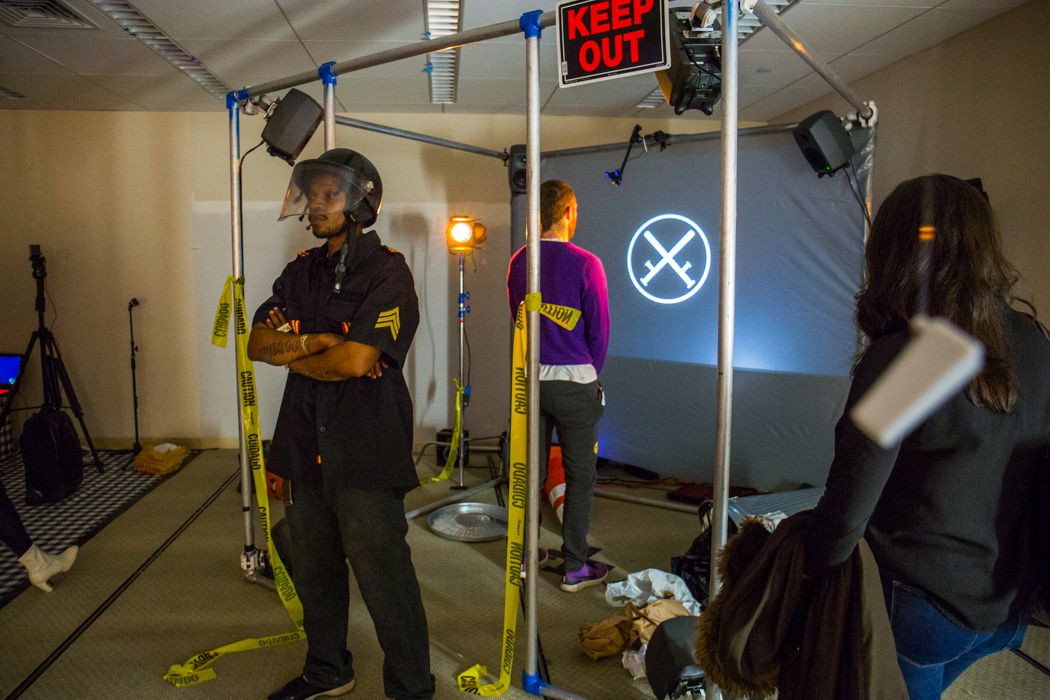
[513,128,867,491]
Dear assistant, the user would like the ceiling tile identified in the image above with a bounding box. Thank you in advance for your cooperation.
[277,0,423,43]
[0,72,140,109]
[128,0,291,41]
[0,34,74,74]
[13,35,184,76]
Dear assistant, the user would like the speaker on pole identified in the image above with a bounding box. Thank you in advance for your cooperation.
[507,144,527,195]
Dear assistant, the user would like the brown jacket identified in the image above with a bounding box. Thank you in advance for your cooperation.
[695,512,906,699]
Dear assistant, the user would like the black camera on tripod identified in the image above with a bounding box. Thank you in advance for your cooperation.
[29,244,46,278]
[0,242,104,501]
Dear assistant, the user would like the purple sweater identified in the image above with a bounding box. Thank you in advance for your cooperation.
[507,240,610,374]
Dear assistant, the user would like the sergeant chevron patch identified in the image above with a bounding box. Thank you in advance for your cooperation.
[375,307,401,340]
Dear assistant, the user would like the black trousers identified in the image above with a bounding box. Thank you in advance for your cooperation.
[539,379,604,571]
[0,477,31,557]
[286,479,434,699]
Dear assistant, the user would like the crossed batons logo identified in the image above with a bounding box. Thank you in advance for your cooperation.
[375,307,401,340]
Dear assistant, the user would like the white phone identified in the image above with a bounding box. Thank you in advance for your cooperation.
[850,315,984,448]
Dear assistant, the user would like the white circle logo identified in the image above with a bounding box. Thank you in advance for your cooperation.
[626,214,711,304]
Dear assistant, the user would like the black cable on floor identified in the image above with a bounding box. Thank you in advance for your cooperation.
[1012,648,1050,679]
[5,467,240,700]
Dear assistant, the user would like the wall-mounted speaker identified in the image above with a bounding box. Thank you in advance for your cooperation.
[508,144,527,195]
[793,111,855,177]
[261,89,324,165]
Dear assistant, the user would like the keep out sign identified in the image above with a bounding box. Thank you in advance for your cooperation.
[556,0,669,87]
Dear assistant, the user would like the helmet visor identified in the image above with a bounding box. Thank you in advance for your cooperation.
[278,160,376,221]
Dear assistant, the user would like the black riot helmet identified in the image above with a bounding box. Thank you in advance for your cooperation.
[279,148,383,228]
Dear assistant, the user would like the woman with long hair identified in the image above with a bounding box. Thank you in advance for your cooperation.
[804,174,1050,699]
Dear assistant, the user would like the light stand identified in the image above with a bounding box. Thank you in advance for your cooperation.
[452,251,470,490]
[128,298,142,455]
[424,216,509,543]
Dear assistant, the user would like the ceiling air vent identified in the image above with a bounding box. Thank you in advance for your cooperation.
[0,0,97,29]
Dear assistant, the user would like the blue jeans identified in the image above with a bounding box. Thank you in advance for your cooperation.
[882,578,1028,699]
[286,480,434,699]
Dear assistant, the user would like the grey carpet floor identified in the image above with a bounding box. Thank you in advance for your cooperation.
[0,449,1046,699]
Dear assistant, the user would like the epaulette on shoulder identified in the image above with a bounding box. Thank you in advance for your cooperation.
[383,245,403,257]
[297,249,311,258]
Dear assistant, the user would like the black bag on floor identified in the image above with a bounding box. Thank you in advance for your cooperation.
[20,408,83,504]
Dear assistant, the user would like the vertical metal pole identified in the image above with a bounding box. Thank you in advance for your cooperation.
[457,252,467,487]
[522,12,543,690]
[708,2,738,697]
[320,62,337,150]
[227,91,255,556]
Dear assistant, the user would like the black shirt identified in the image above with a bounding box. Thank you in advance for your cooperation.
[253,230,420,490]
[805,308,1050,630]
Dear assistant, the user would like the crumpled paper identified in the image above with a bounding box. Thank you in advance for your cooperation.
[622,643,648,680]
[578,598,694,660]
[134,443,190,476]
[605,568,702,615]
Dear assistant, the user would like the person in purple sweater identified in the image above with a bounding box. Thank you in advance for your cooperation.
[507,179,611,592]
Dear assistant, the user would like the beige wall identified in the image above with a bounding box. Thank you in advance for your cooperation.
[776,0,1050,316]
[0,109,727,447]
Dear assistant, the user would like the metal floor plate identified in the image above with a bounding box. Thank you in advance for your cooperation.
[427,502,508,542]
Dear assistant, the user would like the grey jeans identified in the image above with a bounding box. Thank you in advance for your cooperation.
[539,379,605,571]
[285,480,434,699]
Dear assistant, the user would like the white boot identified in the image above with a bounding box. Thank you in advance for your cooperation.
[17,544,78,592]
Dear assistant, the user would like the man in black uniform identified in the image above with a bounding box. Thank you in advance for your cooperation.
[248,148,433,700]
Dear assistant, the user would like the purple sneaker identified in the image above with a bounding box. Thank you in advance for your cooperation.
[560,562,610,592]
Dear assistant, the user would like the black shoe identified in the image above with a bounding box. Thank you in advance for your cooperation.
[268,674,355,700]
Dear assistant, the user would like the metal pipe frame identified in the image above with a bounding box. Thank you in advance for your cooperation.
[522,12,544,695]
[320,61,337,149]
[540,122,796,159]
[593,487,698,514]
[404,477,503,521]
[334,115,506,160]
[708,3,739,698]
[234,14,555,100]
[225,93,257,565]
[751,0,873,120]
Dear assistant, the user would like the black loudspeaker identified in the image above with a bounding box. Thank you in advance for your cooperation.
[261,88,324,165]
[507,144,527,195]
[645,616,705,699]
[436,428,469,466]
[793,111,855,177]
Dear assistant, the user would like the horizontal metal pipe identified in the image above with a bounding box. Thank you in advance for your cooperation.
[540,685,590,700]
[237,12,556,99]
[751,0,872,119]
[335,115,505,159]
[404,478,503,521]
[593,486,698,514]
[541,123,797,159]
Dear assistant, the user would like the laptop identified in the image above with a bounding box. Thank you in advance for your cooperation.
[0,353,24,398]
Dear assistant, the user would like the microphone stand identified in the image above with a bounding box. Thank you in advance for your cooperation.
[128,299,142,455]
[604,124,643,186]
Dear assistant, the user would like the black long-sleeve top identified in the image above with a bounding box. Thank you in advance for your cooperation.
[805,308,1050,631]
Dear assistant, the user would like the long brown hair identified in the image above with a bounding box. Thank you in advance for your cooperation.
[856,174,1029,412]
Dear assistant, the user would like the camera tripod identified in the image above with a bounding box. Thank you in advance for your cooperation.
[0,245,103,473]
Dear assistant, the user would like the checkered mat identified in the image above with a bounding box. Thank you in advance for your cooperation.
[0,449,196,608]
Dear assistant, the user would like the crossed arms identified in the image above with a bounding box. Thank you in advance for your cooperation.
[247,306,383,381]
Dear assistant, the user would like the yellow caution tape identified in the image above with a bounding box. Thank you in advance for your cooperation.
[538,303,581,331]
[524,292,542,312]
[420,379,464,484]
[165,277,305,687]
[456,303,528,695]
[211,275,234,348]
